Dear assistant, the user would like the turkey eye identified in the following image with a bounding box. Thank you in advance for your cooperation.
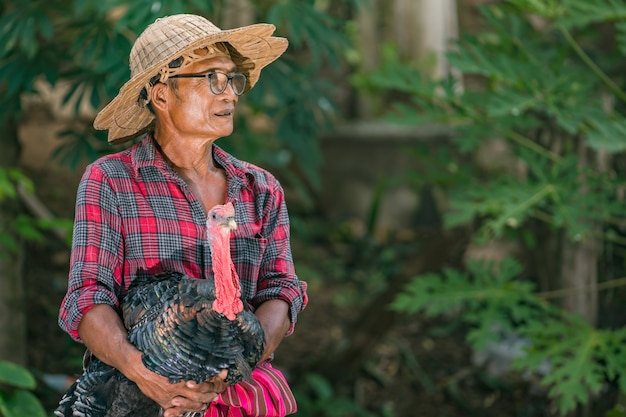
[211,213,217,219]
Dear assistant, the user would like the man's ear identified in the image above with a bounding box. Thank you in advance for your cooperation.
[150,83,169,112]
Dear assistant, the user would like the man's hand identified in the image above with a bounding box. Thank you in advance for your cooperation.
[144,370,229,417]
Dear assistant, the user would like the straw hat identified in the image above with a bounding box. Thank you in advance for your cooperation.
[93,14,288,144]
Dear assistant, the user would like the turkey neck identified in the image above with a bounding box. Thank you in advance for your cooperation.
[210,223,243,320]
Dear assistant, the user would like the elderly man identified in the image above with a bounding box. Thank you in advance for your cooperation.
[58,14,307,417]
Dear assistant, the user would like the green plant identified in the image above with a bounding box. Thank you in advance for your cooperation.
[363,0,626,415]
[293,373,382,417]
[391,257,626,415]
[0,361,46,417]
[0,0,359,199]
[0,168,73,253]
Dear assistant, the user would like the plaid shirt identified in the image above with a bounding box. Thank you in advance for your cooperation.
[59,135,307,342]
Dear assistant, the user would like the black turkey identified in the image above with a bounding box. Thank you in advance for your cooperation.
[55,202,266,417]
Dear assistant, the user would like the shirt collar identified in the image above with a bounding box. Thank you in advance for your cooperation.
[131,134,254,190]
[131,135,167,175]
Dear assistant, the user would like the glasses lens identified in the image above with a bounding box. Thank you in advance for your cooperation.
[231,74,246,95]
[208,73,246,95]
[209,73,227,94]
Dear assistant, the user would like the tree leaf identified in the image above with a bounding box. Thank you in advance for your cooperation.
[0,361,36,389]
[2,390,47,417]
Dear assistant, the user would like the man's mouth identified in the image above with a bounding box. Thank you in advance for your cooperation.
[215,110,233,117]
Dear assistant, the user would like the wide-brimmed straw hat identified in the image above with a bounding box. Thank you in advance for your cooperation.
[93,14,288,144]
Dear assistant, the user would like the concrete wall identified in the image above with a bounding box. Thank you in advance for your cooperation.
[320,122,451,237]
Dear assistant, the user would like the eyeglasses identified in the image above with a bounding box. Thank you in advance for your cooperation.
[170,71,247,96]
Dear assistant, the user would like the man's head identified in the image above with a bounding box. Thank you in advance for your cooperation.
[149,53,242,141]
[93,14,288,144]
[136,43,236,113]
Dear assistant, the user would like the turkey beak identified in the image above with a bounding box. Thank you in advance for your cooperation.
[225,216,237,230]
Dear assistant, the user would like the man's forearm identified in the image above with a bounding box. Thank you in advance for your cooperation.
[77,304,144,380]
[254,299,291,362]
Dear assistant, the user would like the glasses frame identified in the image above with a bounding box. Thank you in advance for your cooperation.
[169,71,247,96]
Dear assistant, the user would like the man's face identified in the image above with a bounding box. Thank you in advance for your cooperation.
[162,55,240,141]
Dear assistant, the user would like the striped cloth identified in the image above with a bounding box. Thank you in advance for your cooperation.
[206,362,297,417]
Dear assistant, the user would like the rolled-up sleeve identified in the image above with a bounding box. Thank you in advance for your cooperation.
[251,181,307,336]
[58,164,125,342]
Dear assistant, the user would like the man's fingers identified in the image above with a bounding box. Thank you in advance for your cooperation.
[163,395,213,417]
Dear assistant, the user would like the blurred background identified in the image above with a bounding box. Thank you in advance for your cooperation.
[2,0,626,416]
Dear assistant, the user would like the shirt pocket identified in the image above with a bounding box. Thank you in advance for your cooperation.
[232,236,268,298]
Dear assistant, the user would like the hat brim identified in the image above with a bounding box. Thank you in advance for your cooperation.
[94,23,287,144]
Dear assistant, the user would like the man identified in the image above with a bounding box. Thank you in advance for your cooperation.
[58,14,307,417]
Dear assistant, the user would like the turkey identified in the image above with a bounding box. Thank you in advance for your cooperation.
[55,202,266,417]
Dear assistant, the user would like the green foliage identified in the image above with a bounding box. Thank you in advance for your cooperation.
[0,361,46,417]
[0,362,35,389]
[0,168,73,253]
[391,257,543,348]
[514,318,626,414]
[0,169,31,200]
[391,257,626,415]
[267,1,350,68]
[363,0,626,415]
[52,128,111,171]
[0,0,359,197]
[293,373,380,417]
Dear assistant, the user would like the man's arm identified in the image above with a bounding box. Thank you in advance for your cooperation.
[252,179,308,337]
[254,299,291,362]
[78,304,228,417]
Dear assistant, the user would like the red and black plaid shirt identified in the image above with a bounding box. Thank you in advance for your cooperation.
[59,135,307,342]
